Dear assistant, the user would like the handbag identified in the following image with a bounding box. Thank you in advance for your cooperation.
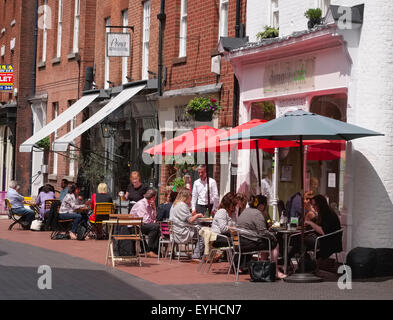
[248,260,276,282]
[30,219,44,231]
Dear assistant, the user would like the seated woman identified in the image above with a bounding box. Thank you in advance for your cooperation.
[234,193,248,223]
[289,194,342,263]
[169,189,204,257]
[156,190,178,221]
[89,182,113,238]
[211,192,236,248]
[59,184,88,240]
[305,194,342,259]
[35,184,56,220]
[304,190,317,223]
[236,195,286,279]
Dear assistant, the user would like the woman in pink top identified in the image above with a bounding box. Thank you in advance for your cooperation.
[35,184,56,219]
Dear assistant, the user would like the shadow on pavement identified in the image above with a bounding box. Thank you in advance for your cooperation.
[0,265,154,300]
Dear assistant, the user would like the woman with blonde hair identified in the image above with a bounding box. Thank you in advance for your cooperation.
[169,189,204,257]
[89,182,113,239]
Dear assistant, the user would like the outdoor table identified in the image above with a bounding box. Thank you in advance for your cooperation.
[272,227,303,275]
[102,218,143,267]
[197,217,213,226]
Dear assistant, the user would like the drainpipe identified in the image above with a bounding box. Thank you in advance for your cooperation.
[230,0,241,193]
[28,0,39,195]
[156,0,166,196]
[157,0,166,97]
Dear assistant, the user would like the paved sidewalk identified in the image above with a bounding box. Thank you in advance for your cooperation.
[1,219,393,300]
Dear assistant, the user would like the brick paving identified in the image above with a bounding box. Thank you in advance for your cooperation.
[1,219,393,300]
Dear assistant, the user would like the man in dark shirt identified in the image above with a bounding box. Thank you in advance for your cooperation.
[156,190,178,221]
[125,171,148,211]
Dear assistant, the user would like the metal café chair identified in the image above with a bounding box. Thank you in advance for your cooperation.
[169,221,199,263]
[229,227,273,282]
[157,220,171,262]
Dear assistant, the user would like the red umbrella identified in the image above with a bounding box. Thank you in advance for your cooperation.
[144,125,224,215]
[306,140,346,161]
[144,125,225,155]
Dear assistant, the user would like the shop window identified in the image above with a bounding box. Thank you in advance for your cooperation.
[142,1,150,80]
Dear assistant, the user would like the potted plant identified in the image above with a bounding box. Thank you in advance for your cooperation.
[185,96,221,122]
[170,177,186,192]
[36,136,50,150]
[256,26,279,40]
[36,136,50,165]
[305,8,322,29]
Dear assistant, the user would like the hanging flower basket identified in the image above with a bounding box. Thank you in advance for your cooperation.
[185,97,221,122]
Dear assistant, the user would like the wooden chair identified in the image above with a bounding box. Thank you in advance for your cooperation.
[44,199,61,212]
[89,202,114,239]
[106,214,144,267]
[5,198,29,230]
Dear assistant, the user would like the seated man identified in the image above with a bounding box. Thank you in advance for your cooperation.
[130,188,160,258]
[6,180,35,228]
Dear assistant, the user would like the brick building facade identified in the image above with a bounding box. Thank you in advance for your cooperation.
[157,0,246,200]
[31,0,97,195]
[0,0,37,194]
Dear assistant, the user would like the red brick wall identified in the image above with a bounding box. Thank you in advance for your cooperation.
[0,0,37,194]
[35,0,97,192]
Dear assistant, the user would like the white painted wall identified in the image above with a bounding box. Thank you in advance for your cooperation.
[243,0,393,250]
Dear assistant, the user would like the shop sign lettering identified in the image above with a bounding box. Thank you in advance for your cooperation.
[264,56,315,97]
[0,65,13,91]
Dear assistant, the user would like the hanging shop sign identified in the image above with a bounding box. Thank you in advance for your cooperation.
[106,32,130,57]
[0,65,13,91]
[263,56,315,96]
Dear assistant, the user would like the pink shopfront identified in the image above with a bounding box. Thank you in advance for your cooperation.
[221,26,352,248]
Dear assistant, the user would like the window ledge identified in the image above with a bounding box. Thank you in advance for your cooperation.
[63,175,76,182]
[10,19,16,27]
[48,174,58,181]
[51,57,61,65]
[37,61,46,69]
[67,52,80,61]
[173,56,187,65]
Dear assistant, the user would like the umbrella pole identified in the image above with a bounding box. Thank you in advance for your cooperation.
[256,140,262,195]
[284,136,322,283]
[205,151,211,215]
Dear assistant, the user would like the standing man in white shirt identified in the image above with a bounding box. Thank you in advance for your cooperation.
[191,165,219,216]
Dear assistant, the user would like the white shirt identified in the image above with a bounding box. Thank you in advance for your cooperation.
[191,177,219,212]
[261,178,273,205]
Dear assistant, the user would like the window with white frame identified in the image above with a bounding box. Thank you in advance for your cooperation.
[318,0,331,16]
[219,0,229,39]
[178,0,187,57]
[73,0,80,53]
[42,0,48,62]
[104,17,111,89]
[270,0,279,29]
[51,103,59,175]
[142,1,150,80]
[56,0,63,58]
[122,9,129,84]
